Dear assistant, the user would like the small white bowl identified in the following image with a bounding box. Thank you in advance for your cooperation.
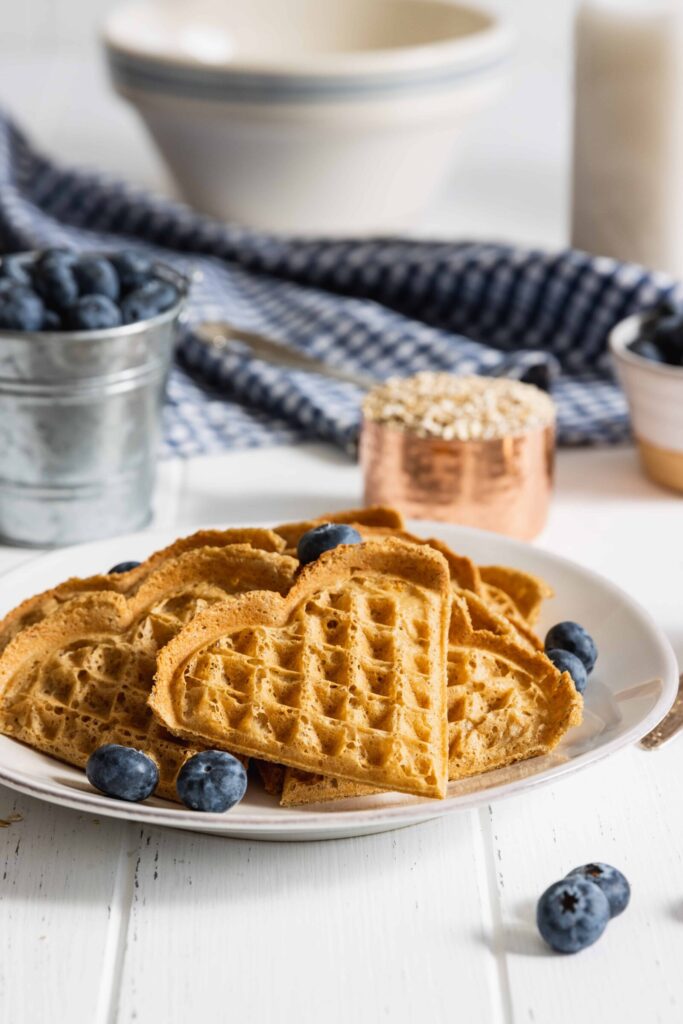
[610,313,683,492]
[103,0,512,234]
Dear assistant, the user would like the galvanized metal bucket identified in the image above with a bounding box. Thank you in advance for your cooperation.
[0,262,187,547]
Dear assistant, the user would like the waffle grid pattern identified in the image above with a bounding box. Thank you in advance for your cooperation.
[177,575,445,796]
[2,592,223,799]
[445,592,581,779]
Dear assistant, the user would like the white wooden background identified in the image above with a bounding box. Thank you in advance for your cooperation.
[3,1,683,1021]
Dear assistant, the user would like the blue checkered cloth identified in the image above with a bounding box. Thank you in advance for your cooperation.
[0,114,678,457]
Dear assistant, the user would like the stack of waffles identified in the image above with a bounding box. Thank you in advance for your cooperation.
[0,507,582,806]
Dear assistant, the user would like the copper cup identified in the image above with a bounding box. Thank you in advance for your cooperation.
[360,418,555,541]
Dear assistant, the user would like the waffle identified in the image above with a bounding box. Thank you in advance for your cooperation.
[151,539,452,799]
[479,565,552,626]
[276,538,564,806]
[280,769,376,806]
[275,505,405,554]
[0,545,297,799]
[0,527,287,655]
[446,590,582,779]
[253,759,286,796]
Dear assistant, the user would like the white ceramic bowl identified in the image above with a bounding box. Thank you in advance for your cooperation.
[610,313,683,491]
[103,0,512,234]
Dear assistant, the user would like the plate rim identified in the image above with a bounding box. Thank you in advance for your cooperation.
[0,520,677,834]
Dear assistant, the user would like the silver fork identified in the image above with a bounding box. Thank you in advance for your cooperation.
[639,673,683,749]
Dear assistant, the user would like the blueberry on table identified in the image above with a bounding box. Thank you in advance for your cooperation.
[176,751,248,812]
[566,863,630,918]
[68,295,123,331]
[86,744,159,802]
[628,338,667,363]
[297,523,363,565]
[546,648,588,695]
[0,287,45,331]
[74,256,120,301]
[110,250,154,292]
[544,621,597,674]
[536,877,610,953]
[108,560,142,574]
[121,279,180,323]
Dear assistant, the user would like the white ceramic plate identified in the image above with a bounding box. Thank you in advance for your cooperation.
[0,523,676,841]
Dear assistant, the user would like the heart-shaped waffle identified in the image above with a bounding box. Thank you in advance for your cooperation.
[0,527,287,654]
[0,545,297,799]
[277,541,572,806]
[446,590,582,779]
[151,539,451,798]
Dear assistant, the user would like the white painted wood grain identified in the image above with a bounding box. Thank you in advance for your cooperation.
[489,744,683,1024]
[0,788,132,1024]
[116,814,503,1024]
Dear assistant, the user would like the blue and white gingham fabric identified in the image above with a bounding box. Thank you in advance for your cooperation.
[0,114,678,457]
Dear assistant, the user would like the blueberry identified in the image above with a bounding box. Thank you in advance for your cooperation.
[546,648,588,695]
[566,863,630,918]
[176,750,247,812]
[519,362,552,392]
[120,279,180,323]
[108,560,142,574]
[545,621,597,674]
[0,254,31,287]
[297,523,363,565]
[74,256,120,301]
[68,295,122,331]
[0,287,45,331]
[536,877,610,953]
[110,251,154,292]
[42,309,62,331]
[86,743,159,802]
[36,248,78,268]
[33,257,79,311]
[628,338,667,363]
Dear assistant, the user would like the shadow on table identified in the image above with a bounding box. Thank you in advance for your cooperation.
[474,898,556,959]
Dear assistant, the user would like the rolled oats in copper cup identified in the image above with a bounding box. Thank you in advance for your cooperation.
[360,373,556,541]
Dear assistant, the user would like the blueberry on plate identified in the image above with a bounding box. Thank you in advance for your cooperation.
[566,863,630,918]
[0,254,31,287]
[536,877,610,953]
[32,256,79,311]
[176,750,248,812]
[68,295,122,331]
[108,560,142,574]
[297,523,363,565]
[628,338,667,363]
[110,251,154,292]
[546,648,588,695]
[0,287,45,331]
[545,621,597,674]
[74,256,120,302]
[120,279,180,323]
[86,744,159,802]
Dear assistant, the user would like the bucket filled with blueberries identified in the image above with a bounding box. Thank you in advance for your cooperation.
[0,248,187,546]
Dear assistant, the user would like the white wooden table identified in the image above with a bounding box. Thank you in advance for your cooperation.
[1,443,682,1024]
